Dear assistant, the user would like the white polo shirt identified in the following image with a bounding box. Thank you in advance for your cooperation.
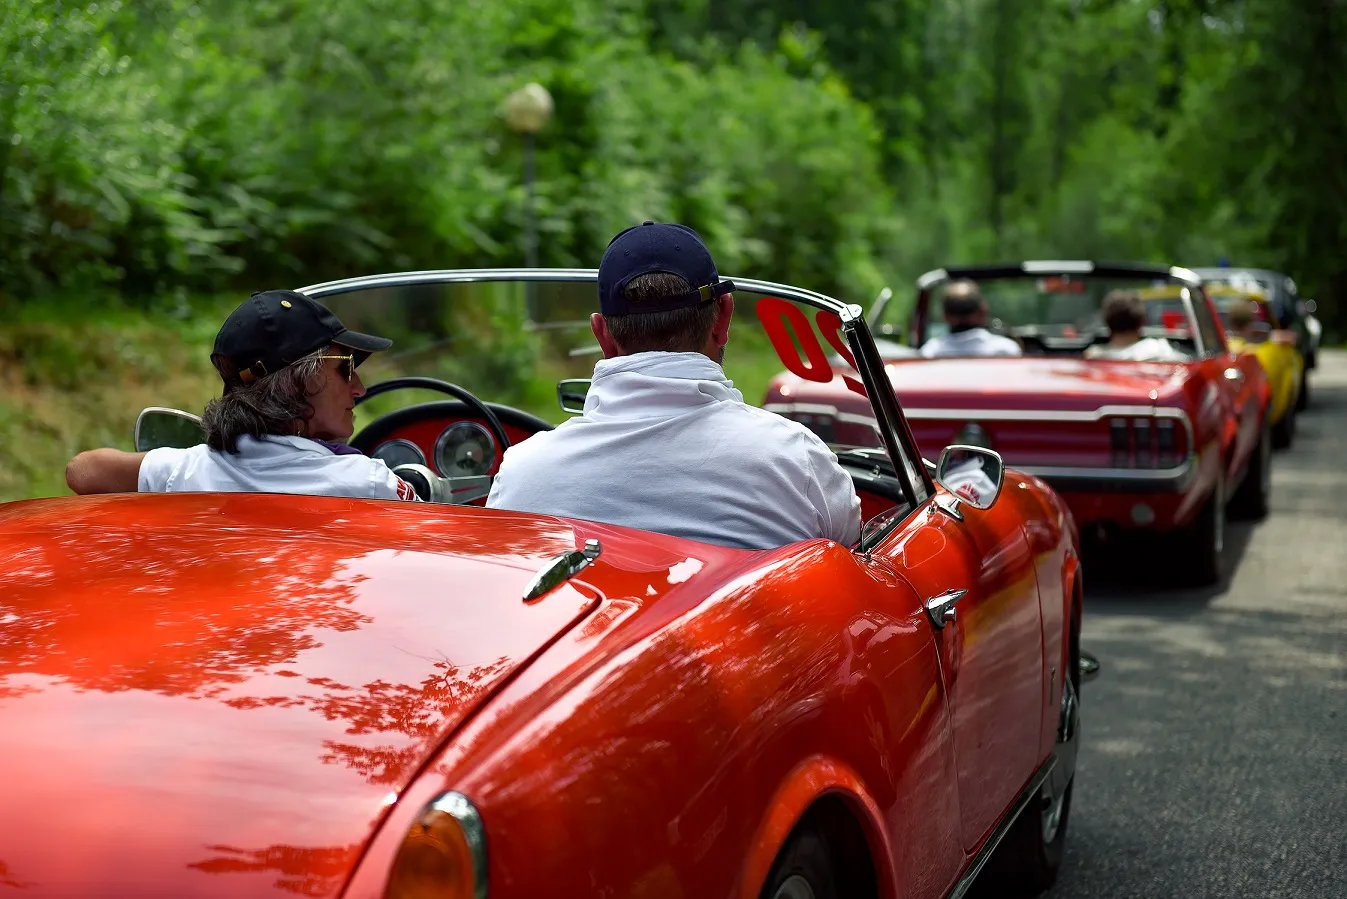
[1084,337,1190,362]
[921,327,1023,358]
[486,352,862,550]
[138,435,418,501]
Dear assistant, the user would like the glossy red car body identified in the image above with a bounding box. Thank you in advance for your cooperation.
[765,263,1270,583]
[0,269,1082,898]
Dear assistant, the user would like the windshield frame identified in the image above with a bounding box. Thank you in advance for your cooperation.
[297,267,935,510]
[886,261,1210,354]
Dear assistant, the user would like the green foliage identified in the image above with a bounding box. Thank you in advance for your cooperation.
[1,0,1342,331]
[0,0,903,308]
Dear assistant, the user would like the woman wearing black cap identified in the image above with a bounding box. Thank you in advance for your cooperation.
[65,290,420,501]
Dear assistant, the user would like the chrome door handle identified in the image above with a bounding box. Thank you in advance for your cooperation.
[925,589,967,630]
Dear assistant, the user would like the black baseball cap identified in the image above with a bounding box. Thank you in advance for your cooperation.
[597,221,736,316]
[211,290,392,386]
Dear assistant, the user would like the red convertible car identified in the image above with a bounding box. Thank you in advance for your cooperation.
[765,262,1271,586]
[0,270,1082,898]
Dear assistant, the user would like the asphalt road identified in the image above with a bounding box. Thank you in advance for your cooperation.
[1039,350,1347,898]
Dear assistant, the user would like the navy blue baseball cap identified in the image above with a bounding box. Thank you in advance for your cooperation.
[597,221,736,316]
[212,289,392,387]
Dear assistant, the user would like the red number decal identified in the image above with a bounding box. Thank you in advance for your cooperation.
[814,311,867,398]
[756,297,869,398]
[757,297,833,382]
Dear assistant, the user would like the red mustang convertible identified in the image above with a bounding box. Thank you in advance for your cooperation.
[0,271,1082,898]
[765,262,1270,586]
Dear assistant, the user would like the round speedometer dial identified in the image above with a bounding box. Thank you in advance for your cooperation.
[370,438,426,470]
[434,422,497,477]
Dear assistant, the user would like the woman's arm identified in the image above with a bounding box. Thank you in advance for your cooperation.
[65,449,148,494]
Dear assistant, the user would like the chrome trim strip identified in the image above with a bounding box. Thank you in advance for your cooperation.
[901,404,1187,422]
[424,791,488,899]
[1019,456,1195,483]
[947,757,1058,899]
[1022,260,1095,273]
[765,401,838,416]
[295,268,855,317]
[763,402,880,430]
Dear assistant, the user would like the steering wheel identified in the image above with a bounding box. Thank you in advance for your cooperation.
[353,377,511,452]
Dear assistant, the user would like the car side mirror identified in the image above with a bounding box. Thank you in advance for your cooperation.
[134,407,204,452]
[557,379,590,414]
[935,445,1005,510]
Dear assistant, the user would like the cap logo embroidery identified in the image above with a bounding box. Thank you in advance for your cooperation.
[280,299,292,308]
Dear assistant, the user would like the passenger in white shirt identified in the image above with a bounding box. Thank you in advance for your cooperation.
[65,290,419,501]
[486,221,861,551]
[1083,290,1191,363]
[921,279,1023,358]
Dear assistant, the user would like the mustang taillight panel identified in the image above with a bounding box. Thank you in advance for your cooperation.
[1107,415,1187,469]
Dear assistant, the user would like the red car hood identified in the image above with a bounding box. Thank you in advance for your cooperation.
[0,493,740,897]
[884,356,1190,409]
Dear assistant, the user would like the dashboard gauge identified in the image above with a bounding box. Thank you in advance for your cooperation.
[435,422,496,477]
[370,438,426,470]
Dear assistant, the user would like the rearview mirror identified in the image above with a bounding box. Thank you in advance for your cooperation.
[936,445,1005,510]
[1304,299,1317,315]
[134,407,205,452]
[557,379,590,414]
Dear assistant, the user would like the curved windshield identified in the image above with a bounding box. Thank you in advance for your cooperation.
[1210,292,1272,329]
[884,273,1201,352]
[311,276,887,455]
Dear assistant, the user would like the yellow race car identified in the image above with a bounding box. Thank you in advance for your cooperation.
[1211,286,1304,447]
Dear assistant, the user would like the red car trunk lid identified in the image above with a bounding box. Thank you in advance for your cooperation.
[0,494,606,897]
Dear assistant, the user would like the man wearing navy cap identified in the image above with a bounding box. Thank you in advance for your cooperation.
[65,290,420,501]
[486,221,861,550]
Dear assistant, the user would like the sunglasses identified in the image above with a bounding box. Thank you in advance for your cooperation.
[316,353,355,382]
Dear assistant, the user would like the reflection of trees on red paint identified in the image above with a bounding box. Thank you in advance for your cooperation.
[0,526,368,698]
[0,497,577,699]
[0,859,33,889]
[187,843,360,896]
[225,655,511,785]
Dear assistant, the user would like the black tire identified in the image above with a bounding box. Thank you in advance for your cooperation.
[1230,422,1272,519]
[759,825,839,899]
[1272,400,1296,449]
[1173,471,1224,586]
[979,627,1080,896]
[1296,366,1310,411]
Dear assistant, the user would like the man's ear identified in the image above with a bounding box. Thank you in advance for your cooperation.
[710,294,734,347]
[591,313,625,359]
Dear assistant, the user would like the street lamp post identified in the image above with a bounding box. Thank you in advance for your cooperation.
[502,83,554,271]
